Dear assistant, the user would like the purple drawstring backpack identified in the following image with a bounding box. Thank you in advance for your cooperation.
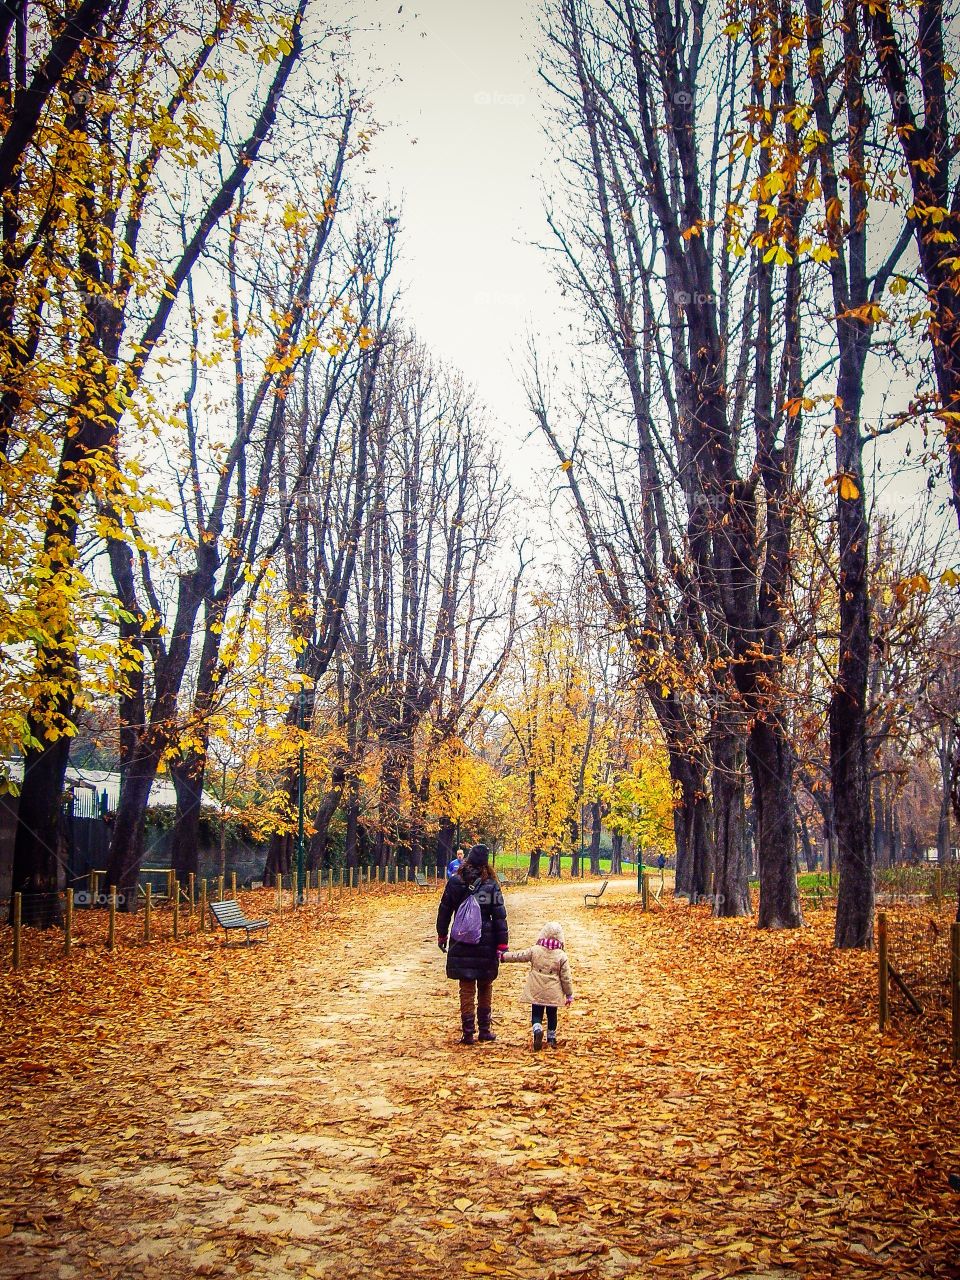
[449,887,483,945]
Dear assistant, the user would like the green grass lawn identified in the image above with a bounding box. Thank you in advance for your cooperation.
[747,871,836,890]
[490,849,646,875]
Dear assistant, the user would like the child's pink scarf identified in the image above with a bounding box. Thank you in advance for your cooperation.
[537,937,563,949]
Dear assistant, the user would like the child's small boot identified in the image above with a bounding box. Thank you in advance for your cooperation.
[477,1009,496,1042]
[547,1029,558,1048]
[460,1014,476,1045]
[532,1022,544,1051]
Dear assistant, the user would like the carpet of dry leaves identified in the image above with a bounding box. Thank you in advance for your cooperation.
[1,876,959,1280]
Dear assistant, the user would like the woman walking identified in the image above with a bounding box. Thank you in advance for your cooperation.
[436,844,508,1044]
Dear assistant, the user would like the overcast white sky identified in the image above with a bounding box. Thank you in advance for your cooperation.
[339,0,958,555]
[346,0,567,496]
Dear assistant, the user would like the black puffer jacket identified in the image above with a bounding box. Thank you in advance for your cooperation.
[436,867,508,983]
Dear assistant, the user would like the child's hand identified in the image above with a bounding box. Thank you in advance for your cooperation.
[565,995,574,1006]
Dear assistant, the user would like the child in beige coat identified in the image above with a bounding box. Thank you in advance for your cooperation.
[499,920,574,1050]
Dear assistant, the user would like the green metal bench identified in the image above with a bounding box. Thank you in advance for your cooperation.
[209,899,270,945]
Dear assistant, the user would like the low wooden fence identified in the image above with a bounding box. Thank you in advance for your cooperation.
[3,864,443,972]
[878,909,960,1064]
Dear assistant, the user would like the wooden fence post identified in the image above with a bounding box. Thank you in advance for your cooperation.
[89,868,98,905]
[12,893,21,970]
[188,872,195,916]
[167,868,174,902]
[231,871,237,899]
[641,873,650,912]
[275,873,282,913]
[200,878,207,932]
[878,911,889,1032]
[172,880,180,941]
[216,874,224,903]
[65,888,73,956]
[951,921,960,1065]
[327,868,333,903]
[108,886,117,951]
[144,882,152,943]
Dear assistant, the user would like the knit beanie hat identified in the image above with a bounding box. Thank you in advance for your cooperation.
[537,920,565,948]
[466,843,490,867]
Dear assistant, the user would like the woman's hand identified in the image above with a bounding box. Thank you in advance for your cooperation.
[565,995,574,1006]
[438,936,447,952]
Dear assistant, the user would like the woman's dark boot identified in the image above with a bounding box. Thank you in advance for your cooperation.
[477,1009,496,1042]
[460,1015,476,1045]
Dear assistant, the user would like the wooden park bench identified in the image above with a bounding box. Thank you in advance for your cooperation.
[501,869,529,887]
[413,871,430,888]
[209,899,270,946]
[584,879,609,908]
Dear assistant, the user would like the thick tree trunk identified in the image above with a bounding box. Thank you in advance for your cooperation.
[749,718,803,928]
[104,752,153,908]
[798,809,817,873]
[308,767,345,871]
[831,350,874,948]
[547,852,561,878]
[670,750,712,900]
[710,715,751,918]
[570,814,583,878]
[610,831,623,875]
[527,848,542,878]
[9,737,69,926]
[589,801,603,874]
[343,794,360,872]
[11,444,97,921]
[264,833,291,883]
[170,753,205,881]
[376,748,405,869]
[436,817,456,869]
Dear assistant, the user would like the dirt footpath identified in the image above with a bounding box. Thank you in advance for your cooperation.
[2,876,958,1280]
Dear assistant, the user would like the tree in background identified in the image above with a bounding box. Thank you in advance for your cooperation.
[6,0,316,924]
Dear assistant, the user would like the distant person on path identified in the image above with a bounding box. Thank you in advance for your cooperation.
[500,920,574,1050]
[436,844,508,1044]
[445,848,464,880]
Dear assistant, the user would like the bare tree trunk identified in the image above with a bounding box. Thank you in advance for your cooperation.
[9,735,69,926]
[710,712,752,917]
[610,832,623,875]
[750,718,802,928]
[308,766,345,871]
[436,818,456,871]
[798,809,817,874]
[670,750,712,901]
[589,801,603,875]
[170,754,205,881]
